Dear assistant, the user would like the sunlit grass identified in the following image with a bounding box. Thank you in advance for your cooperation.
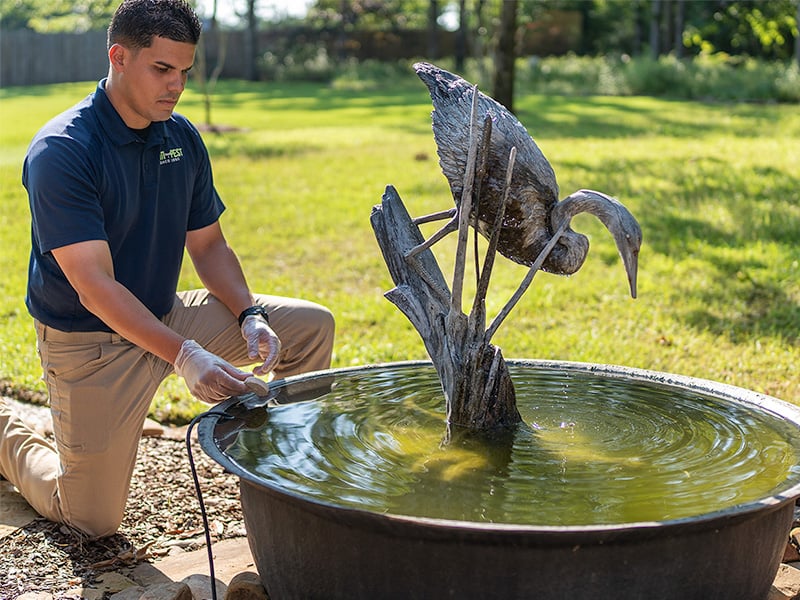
[0,76,797,422]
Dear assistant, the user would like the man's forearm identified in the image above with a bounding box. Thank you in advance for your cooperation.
[188,230,255,321]
[77,276,185,363]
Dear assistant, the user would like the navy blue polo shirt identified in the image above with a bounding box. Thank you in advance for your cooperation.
[23,79,225,332]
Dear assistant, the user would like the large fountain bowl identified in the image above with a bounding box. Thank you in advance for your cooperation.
[198,360,800,600]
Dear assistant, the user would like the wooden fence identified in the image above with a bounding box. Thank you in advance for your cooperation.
[1,30,109,87]
[0,28,459,87]
[1,16,580,88]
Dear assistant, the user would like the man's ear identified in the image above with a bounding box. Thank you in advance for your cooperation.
[108,44,127,72]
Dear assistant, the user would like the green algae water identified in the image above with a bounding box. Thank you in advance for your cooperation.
[222,364,800,527]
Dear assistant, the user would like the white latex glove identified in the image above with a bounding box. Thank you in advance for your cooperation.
[174,339,249,403]
[241,314,282,376]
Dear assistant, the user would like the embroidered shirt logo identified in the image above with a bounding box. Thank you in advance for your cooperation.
[159,147,184,165]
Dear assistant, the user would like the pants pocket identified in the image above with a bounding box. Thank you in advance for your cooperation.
[41,341,114,453]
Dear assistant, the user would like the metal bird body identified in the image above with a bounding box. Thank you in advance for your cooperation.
[414,62,641,296]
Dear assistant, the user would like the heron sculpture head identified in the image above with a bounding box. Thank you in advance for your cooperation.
[551,189,642,298]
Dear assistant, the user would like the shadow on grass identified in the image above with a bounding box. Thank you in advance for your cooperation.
[516,95,789,140]
[179,78,793,142]
[684,281,800,345]
[203,135,326,160]
[640,215,800,345]
[562,149,800,345]
[0,81,93,100]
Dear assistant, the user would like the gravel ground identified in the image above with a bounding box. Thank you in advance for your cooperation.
[0,401,244,599]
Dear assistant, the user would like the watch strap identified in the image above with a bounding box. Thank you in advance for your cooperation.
[238,305,270,327]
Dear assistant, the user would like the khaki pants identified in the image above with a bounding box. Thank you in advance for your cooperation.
[0,290,334,537]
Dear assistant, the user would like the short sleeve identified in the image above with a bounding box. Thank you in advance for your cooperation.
[24,135,108,253]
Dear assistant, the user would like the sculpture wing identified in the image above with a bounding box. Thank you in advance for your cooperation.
[413,62,561,266]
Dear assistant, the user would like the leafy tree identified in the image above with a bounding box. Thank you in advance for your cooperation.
[682,0,798,60]
[0,0,117,32]
[512,1,798,61]
[796,0,800,64]
[306,0,433,31]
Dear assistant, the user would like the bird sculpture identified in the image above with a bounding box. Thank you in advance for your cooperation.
[371,63,644,435]
[412,62,642,298]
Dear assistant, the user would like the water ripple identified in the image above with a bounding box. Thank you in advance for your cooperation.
[225,364,800,526]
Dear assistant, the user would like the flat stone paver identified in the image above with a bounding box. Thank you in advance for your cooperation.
[128,537,255,586]
[0,479,38,538]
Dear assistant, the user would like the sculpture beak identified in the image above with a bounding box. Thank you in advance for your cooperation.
[574,189,641,300]
[623,249,638,299]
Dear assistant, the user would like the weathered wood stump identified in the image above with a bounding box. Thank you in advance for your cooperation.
[370,186,522,436]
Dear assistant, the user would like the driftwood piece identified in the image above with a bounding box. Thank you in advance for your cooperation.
[370,186,522,436]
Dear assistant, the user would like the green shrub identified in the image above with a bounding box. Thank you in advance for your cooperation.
[259,47,798,103]
[259,44,337,82]
[775,63,800,102]
[520,54,630,96]
[514,53,799,103]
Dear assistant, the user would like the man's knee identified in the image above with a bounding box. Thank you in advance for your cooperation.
[309,303,335,358]
[315,305,335,345]
[298,303,335,371]
[276,302,335,376]
[69,509,124,539]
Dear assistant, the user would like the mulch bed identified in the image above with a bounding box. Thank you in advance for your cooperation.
[0,432,244,599]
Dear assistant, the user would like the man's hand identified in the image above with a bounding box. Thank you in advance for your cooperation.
[174,339,250,403]
[241,314,281,376]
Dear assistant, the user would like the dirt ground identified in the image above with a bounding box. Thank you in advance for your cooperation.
[0,399,245,599]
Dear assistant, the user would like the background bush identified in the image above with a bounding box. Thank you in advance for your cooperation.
[258,47,800,103]
[518,53,800,102]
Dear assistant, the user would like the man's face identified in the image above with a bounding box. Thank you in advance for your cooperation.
[107,35,196,129]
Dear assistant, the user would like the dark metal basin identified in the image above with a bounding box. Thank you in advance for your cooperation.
[198,360,800,600]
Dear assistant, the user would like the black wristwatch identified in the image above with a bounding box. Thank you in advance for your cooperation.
[238,305,270,327]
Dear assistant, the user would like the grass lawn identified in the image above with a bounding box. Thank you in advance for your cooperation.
[0,73,798,422]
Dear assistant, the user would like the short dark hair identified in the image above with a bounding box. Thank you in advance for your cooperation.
[107,0,201,50]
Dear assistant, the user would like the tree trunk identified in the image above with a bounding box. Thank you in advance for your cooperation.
[632,0,643,56]
[427,0,439,60]
[245,0,258,81]
[673,0,685,58]
[649,0,661,59]
[493,0,517,112]
[577,0,591,54]
[474,0,490,85]
[194,3,228,129]
[455,0,467,72]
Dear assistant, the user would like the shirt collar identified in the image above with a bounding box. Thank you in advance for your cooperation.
[94,78,169,148]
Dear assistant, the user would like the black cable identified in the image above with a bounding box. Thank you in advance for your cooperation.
[185,409,228,600]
